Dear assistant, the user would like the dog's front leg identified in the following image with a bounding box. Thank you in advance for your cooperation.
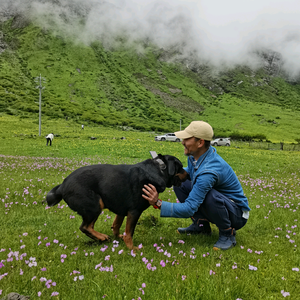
[123,210,141,250]
[111,215,125,237]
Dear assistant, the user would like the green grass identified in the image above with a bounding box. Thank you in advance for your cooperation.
[0,116,300,299]
[200,94,300,143]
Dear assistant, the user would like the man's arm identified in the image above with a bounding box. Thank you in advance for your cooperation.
[160,173,217,218]
[142,172,218,218]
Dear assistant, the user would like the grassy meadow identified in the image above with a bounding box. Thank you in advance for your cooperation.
[1,115,300,299]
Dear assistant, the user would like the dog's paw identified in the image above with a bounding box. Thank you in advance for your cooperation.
[98,233,110,241]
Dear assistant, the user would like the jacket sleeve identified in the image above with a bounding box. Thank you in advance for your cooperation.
[160,172,218,218]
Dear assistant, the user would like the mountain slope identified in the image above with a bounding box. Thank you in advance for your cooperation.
[0,14,300,142]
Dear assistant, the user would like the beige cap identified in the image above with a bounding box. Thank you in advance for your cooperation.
[175,121,214,141]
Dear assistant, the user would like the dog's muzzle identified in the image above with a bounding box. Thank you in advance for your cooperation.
[172,175,183,187]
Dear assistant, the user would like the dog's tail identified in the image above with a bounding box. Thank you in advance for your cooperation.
[44,184,63,206]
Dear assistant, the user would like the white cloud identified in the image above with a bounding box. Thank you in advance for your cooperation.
[1,0,300,74]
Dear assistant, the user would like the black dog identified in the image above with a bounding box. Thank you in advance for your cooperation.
[45,154,186,249]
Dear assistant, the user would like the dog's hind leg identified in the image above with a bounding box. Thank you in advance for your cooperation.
[122,210,142,250]
[111,215,125,237]
[80,218,110,242]
[79,199,109,242]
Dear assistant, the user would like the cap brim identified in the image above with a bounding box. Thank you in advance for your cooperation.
[174,130,193,139]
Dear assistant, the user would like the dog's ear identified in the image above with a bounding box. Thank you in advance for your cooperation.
[160,155,183,176]
[166,156,176,176]
[159,155,183,176]
[176,158,184,171]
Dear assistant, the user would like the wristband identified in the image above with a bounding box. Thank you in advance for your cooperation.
[153,199,162,209]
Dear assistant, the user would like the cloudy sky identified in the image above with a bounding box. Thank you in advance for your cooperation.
[2,0,300,75]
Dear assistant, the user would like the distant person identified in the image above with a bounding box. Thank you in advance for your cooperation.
[82,124,84,130]
[142,121,250,251]
[46,133,54,146]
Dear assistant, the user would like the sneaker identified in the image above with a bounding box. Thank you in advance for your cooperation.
[213,228,236,250]
[177,220,212,235]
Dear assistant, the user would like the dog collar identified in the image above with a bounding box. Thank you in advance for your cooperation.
[154,158,166,170]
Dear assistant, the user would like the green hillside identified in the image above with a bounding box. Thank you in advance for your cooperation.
[1,15,300,142]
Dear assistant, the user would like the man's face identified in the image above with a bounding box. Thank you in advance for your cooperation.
[182,137,201,157]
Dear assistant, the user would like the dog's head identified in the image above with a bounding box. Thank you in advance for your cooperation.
[155,154,188,188]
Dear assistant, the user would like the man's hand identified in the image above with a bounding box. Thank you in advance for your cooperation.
[142,184,159,206]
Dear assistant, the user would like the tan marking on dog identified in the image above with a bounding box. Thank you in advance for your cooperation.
[80,221,109,241]
[99,198,105,210]
[121,212,141,251]
[176,170,189,182]
[111,215,125,237]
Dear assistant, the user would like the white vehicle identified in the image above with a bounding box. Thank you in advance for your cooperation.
[155,133,181,142]
[211,138,231,146]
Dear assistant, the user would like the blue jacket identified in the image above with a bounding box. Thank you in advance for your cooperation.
[160,146,250,218]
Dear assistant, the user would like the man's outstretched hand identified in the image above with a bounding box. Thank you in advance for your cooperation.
[142,184,159,206]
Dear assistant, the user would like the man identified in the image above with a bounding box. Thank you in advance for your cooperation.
[46,133,54,146]
[142,121,250,250]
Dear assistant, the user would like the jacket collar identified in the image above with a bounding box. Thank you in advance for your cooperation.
[188,146,214,170]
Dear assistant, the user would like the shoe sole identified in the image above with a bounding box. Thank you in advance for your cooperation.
[213,242,236,251]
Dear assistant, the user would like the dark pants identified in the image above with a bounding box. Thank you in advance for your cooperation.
[46,138,52,146]
[173,180,247,231]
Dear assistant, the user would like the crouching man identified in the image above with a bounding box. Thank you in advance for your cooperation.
[142,121,250,250]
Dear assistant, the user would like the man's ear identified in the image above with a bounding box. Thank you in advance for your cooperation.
[198,139,205,148]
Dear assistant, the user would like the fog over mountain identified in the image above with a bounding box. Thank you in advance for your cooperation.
[1,0,300,76]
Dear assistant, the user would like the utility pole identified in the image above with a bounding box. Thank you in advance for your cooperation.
[34,74,46,136]
[180,119,182,131]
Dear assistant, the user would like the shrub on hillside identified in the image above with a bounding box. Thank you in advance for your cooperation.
[82,111,105,124]
[3,93,17,102]
[295,138,300,144]
[229,131,267,141]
